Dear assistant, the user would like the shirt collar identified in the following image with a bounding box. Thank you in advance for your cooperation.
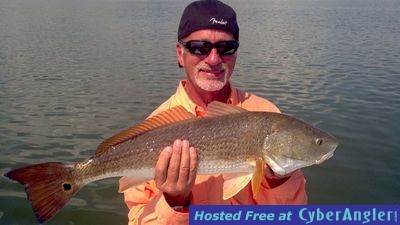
[175,80,240,116]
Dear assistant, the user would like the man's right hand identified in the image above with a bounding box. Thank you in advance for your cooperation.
[154,139,198,207]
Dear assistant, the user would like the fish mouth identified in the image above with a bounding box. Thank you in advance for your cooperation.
[264,149,336,176]
[315,150,334,164]
[315,140,338,164]
[264,156,310,176]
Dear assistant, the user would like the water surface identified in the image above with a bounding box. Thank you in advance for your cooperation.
[1,0,399,224]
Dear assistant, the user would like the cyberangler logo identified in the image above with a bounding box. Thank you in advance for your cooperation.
[209,18,228,25]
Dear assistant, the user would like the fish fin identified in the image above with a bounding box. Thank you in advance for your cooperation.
[204,101,247,117]
[222,173,253,200]
[96,106,195,155]
[5,162,80,224]
[118,176,151,193]
[251,158,265,199]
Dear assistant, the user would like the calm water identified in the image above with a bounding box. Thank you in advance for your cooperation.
[1,0,399,224]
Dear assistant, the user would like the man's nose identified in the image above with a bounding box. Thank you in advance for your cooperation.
[204,48,222,66]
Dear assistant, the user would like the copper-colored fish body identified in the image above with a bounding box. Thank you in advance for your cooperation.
[5,102,338,223]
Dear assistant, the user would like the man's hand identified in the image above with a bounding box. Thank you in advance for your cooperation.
[154,139,198,207]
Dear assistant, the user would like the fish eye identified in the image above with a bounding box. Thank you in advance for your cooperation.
[315,138,323,146]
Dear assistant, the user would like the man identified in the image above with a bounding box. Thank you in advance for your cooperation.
[120,0,307,224]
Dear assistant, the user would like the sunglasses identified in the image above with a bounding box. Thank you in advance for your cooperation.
[179,40,239,56]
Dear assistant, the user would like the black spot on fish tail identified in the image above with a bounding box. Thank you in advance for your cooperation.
[62,183,72,191]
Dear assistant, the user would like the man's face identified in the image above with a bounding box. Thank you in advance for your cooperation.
[177,29,238,92]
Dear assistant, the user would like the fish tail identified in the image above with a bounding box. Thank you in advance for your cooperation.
[5,162,81,223]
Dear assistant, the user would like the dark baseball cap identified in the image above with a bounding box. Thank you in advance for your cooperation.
[177,0,239,41]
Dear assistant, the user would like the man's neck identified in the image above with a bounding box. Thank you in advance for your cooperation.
[184,81,231,106]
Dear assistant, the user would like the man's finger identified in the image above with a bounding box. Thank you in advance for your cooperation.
[167,139,183,183]
[178,140,191,182]
[154,146,172,184]
[187,146,198,186]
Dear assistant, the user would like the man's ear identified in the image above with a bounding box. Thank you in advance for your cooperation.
[176,43,184,68]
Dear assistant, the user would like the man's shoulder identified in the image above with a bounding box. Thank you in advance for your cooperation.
[147,96,176,118]
[235,88,281,113]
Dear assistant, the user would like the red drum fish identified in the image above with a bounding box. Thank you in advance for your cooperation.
[5,102,338,223]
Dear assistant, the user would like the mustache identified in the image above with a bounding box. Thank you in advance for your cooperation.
[195,62,227,72]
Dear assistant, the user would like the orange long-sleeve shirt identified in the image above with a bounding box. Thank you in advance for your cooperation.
[120,80,307,224]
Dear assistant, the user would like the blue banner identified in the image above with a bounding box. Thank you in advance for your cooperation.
[189,205,399,224]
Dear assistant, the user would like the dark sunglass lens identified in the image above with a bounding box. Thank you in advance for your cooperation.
[217,41,239,55]
[187,41,212,55]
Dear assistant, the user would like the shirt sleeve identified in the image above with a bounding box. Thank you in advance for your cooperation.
[121,180,190,225]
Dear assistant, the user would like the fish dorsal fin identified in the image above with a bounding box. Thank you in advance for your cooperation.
[95,106,195,155]
[222,173,253,200]
[204,101,247,118]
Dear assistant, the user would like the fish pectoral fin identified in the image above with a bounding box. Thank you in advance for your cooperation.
[251,158,265,199]
[118,176,151,193]
[222,173,253,200]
